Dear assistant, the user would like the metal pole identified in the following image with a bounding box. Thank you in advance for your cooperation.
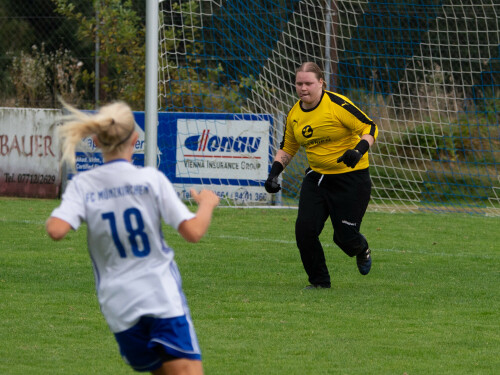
[324,0,332,90]
[95,0,100,108]
[324,0,338,91]
[145,0,159,168]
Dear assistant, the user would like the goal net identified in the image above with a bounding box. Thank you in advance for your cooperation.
[158,0,499,215]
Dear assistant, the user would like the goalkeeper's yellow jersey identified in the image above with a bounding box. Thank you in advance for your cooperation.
[280,90,379,174]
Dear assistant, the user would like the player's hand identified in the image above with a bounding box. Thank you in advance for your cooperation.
[264,175,281,193]
[337,149,362,168]
[190,189,220,208]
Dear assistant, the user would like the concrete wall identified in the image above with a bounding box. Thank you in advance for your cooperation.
[0,108,62,198]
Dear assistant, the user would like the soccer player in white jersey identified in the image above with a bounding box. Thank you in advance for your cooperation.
[46,100,219,375]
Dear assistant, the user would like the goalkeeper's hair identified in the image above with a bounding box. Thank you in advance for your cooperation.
[296,62,326,90]
[57,99,135,168]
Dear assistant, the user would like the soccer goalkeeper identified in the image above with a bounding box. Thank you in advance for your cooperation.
[265,62,378,289]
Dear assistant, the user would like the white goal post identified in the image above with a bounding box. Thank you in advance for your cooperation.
[145,0,159,168]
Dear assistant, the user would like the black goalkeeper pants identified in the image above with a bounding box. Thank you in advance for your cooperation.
[295,168,372,287]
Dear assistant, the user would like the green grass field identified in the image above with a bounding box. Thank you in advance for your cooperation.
[1,197,499,374]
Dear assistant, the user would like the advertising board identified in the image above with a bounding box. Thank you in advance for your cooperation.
[73,112,274,204]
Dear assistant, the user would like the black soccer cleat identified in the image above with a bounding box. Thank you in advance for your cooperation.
[356,248,372,275]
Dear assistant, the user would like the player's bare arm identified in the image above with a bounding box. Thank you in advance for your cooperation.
[46,217,72,240]
[275,149,293,168]
[178,189,219,243]
[361,134,375,147]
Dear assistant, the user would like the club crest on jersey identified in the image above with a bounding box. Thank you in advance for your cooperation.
[184,129,261,153]
[302,125,313,138]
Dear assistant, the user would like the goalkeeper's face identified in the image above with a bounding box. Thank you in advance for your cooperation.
[295,72,324,108]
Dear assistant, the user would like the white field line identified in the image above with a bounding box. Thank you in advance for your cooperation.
[0,218,45,225]
[206,234,498,259]
[2,218,496,259]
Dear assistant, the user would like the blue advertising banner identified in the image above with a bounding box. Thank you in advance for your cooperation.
[73,112,275,204]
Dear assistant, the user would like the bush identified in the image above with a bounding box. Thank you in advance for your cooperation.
[9,44,84,108]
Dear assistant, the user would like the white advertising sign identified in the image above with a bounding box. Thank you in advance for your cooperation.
[176,118,269,180]
[174,118,272,204]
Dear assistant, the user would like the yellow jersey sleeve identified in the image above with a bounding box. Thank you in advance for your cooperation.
[280,104,301,157]
[331,93,378,140]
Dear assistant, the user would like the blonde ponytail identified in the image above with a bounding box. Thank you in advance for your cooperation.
[57,100,135,169]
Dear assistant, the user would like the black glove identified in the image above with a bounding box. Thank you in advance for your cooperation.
[264,161,284,193]
[265,175,281,193]
[337,139,370,168]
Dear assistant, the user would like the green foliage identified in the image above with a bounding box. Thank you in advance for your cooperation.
[405,123,447,160]
[9,44,84,108]
[370,165,423,202]
[0,0,90,106]
[0,3,34,54]
[421,169,496,207]
[162,64,244,112]
[378,113,498,166]
[159,0,256,112]
[450,93,500,164]
[0,2,33,93]
[52,0,145,109]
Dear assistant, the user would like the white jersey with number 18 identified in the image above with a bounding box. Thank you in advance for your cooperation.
[50,159,196,333]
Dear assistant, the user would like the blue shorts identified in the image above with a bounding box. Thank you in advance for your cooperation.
[114,315,202,372]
